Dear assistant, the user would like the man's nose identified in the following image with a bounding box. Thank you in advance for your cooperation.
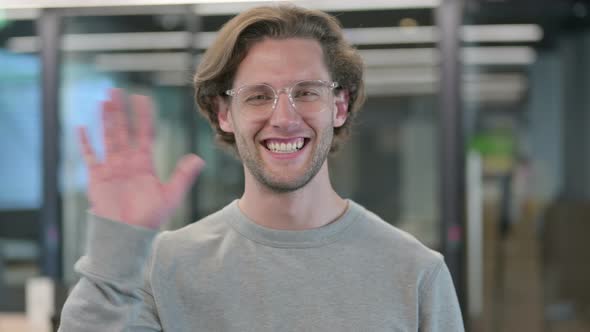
[269,93,301,129]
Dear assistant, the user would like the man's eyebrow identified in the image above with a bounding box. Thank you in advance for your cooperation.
[238,79,326,87]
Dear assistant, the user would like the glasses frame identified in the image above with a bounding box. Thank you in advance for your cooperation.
[225,80,339,117]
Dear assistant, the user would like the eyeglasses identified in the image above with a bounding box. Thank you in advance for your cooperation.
[225,80,338,119]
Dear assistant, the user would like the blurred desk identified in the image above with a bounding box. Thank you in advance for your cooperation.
[0,313,50,332]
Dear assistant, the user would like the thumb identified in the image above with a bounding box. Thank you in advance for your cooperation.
[163,154,205,209]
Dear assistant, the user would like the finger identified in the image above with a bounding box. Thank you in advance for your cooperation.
[132,95,154,152]
[102,89,129,157]
[163,154,205,209]
[110,89,130,149]
[77,126,99,167]
[102,100,118,157]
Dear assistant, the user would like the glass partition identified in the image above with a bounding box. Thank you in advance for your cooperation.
[0,8,42,312]
[56,6,243,285]
[314,6,443,250]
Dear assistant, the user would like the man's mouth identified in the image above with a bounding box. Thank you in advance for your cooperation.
[263,137,307,154]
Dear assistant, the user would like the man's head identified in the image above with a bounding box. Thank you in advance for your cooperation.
[194,5,365,153]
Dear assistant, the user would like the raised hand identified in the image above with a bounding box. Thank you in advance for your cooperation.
[78,89,205,229]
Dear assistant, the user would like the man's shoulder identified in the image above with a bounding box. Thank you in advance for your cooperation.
[349,200,443,268]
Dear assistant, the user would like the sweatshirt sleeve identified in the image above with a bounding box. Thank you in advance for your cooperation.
[418,258,465,332]
[58,213,162,332]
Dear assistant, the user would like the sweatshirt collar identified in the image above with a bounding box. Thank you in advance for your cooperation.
[224,199,360,248]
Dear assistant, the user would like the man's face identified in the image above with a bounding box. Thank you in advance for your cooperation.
[218,38,348,193]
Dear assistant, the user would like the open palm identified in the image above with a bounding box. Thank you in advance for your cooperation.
[78,89,204,229]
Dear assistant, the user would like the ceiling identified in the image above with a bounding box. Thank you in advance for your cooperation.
[1,0,590,101]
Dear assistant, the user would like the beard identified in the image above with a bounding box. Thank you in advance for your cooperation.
[235,126,333,194]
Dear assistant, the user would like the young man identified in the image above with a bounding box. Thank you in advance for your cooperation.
[60,5,464,331]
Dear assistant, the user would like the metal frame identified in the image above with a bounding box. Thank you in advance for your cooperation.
[435,0,467,315]
[185,5,202,220]
[39,8,63,280]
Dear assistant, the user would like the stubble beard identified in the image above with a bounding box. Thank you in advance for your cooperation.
[235,127,334,194]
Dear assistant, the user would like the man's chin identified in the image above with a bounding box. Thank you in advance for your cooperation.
[259,176,310,193]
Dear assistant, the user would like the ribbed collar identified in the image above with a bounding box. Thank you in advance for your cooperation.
[224,199,361,248]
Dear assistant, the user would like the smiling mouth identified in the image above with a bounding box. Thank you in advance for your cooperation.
[263,138,309,153]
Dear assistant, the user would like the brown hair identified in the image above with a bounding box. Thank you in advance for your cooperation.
[194,4,365,152]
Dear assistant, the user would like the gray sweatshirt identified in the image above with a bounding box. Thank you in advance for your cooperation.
[59,200,464,331]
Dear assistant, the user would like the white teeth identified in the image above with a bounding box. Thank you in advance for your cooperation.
[266,138,305,153]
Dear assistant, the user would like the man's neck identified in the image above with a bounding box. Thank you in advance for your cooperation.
[238,163,348,230]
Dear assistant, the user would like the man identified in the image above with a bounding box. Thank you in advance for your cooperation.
[59,5,464,331]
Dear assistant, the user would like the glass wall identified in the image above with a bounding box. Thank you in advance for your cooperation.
[56,5,244,285]
[0,8,41,312]
[463,0,590,331]
[320,7,442,249]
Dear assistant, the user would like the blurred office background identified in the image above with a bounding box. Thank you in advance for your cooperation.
[0,0,589,331]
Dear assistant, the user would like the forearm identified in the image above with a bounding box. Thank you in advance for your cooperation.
[58,214,160,332]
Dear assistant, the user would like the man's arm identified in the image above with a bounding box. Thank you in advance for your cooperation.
[59,89,204,331]
[419,259,465,332]
[59,215,161,331]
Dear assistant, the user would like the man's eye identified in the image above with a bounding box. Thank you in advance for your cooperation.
[245,94,273,104]
[248,94,270,100]
[294,89,321,100]
[299,90,318,96]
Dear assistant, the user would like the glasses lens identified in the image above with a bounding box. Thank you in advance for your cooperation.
[292,81,333,114]
[236,84,275,117]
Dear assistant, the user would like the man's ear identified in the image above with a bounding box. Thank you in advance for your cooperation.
[216,96,234,133]
[333,89,350,128]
